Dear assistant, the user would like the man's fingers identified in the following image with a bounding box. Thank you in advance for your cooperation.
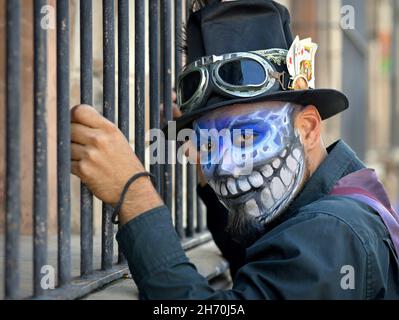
[71,123,98,145]
[71,143,86,161]
[172,104,182,119]
[71,104,108,128]
[71,160,80,177]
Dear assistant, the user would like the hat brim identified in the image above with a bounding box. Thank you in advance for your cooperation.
[163,88,348,138]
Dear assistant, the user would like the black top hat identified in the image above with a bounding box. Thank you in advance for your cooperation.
[170,0,348,133]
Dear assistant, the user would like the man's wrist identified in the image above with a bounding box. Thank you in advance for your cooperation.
[119,176,164,226]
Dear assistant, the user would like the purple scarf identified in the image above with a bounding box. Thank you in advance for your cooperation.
[330,168,399,258]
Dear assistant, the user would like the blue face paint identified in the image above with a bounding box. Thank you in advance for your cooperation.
[193,103,306,239]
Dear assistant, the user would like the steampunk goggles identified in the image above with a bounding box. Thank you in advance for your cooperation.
[177,49,290,113]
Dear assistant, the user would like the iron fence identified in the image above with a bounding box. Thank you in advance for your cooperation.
[2,0,210,300]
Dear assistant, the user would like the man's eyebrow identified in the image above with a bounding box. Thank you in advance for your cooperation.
[228,117,265,129]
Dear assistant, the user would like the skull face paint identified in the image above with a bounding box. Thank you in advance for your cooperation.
[193,102,306,242]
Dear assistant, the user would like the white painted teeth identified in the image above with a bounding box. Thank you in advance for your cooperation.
[286,155,297,172]
[210,147,300,202]
[237,177,251,192]
[209,145,303,220]
[215,180,222,195]
[221,183,228,196]
[227,178,238,195]
[208,180,216,189]
[293,148,301,160]
[249,171,263,188]
[245,199,260,217]
[261,187,274,210]
[280,166,293,186]
[271,177,285,200]
[272,158,281,169]
[261,164,273,178]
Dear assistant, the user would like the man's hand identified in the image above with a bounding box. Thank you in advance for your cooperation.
[160,91,182,126]
[71,104,163,225]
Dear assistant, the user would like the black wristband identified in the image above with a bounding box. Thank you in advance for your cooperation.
[111,171,155,225]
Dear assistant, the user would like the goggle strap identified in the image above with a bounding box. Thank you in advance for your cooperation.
[268,71,292,91]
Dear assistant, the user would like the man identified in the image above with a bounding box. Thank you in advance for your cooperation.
[71,0,399,299]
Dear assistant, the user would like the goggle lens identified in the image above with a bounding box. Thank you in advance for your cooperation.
[218,59,266,86]
[180,70,202,104]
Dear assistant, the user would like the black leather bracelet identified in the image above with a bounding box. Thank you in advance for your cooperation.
[111,171,155,225]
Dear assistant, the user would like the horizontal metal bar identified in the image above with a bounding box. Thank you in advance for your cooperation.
[182,231,212,251]
[5,0,21,300]
[33,0,49,297]
[31,232,213,300]
[32,264,130,300]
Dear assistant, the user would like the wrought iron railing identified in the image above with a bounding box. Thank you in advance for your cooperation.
[2,0,210,300]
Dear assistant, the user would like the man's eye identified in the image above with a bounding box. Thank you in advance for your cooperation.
[200,141,215,153]
[234,132,258,147]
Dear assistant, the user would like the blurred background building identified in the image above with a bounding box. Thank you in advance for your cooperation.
[283,0,399,209]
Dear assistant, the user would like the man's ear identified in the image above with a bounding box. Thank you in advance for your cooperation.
[294,105,322,151]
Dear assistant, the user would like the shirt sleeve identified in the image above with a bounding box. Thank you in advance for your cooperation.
[116,206,369,300]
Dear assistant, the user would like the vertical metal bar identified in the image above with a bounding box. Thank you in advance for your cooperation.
[174,0,184,238]
[174,0,182,118]
[135,0,145,163]
[162,0,173,211]
[184,0,195,238]
[158,2,165,200]
[33,0,48,296]
[5,0,21,300]
[118,0,129,140]
[196,196,205,233]
[186,164,195,238]
[118,0,129,264]
[102,0,115,270]
[80,0,94,276]
[57,0,71,286]
[149,0,161,192]
[175,150,184,238]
